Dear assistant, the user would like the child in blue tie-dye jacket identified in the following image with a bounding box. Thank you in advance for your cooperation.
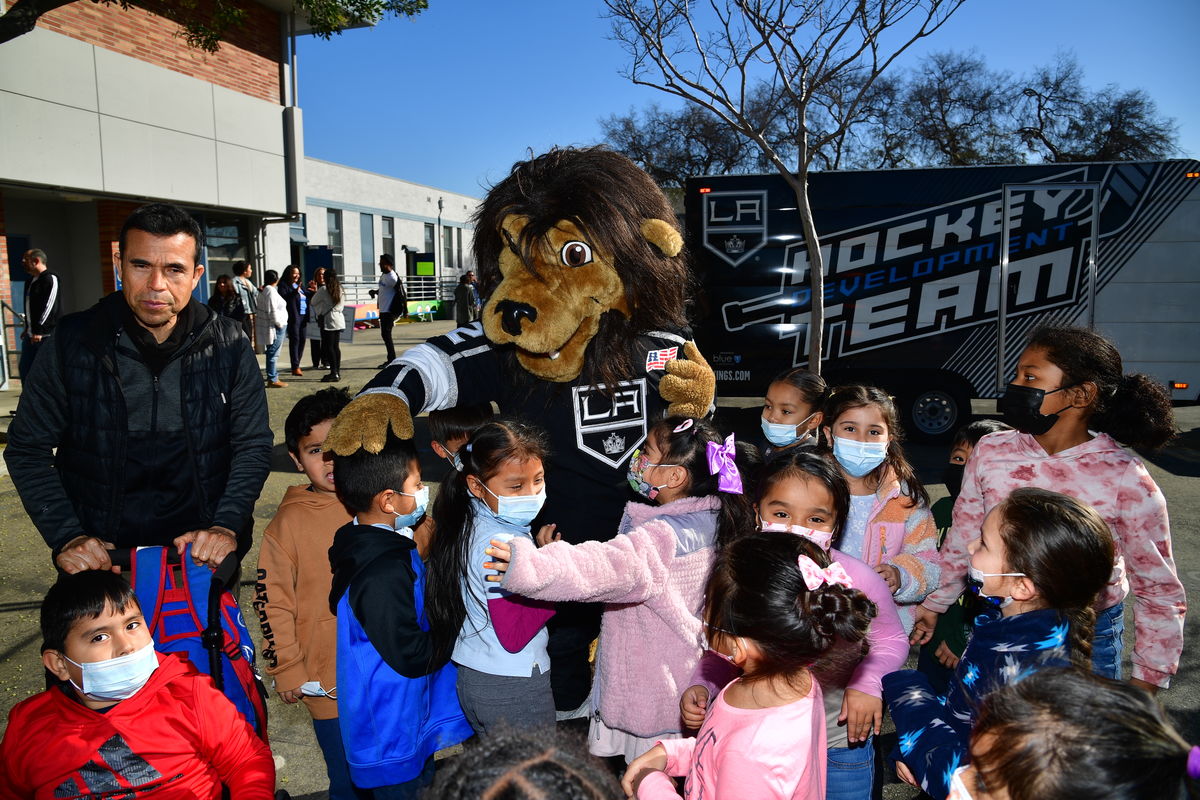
[882,488,1115,800]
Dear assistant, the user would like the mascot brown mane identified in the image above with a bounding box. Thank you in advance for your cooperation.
[472,147,692,387]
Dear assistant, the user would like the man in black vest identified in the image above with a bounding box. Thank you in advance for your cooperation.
[5,203,272,574]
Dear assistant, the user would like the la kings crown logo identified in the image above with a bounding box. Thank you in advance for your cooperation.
[572,379,647,468]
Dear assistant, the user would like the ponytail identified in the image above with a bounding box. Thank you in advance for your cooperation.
[1061,606,1097,669]
[1028,325,1177,450]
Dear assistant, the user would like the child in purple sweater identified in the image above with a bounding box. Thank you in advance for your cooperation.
[485,416,757,762]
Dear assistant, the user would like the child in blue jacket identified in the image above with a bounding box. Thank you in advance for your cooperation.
[329,435,472,798]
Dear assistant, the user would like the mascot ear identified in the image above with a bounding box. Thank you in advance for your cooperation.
[641,219,683,258]
[501,214,530,250]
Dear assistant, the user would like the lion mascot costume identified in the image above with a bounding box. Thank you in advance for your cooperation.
[326,146,716,711]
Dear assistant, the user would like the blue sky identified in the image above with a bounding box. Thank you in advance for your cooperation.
[296,0,1199,198]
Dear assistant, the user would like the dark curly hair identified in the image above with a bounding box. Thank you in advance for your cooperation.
[471,146,693,389]
[704,531,875,686]
[1026,325,1176,450]
[422,726,620,799]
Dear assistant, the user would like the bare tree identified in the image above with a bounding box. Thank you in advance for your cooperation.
[1017,52,1178,163]
[601,103,763,187]
[902,50,1022,165]
[605,0,966,374]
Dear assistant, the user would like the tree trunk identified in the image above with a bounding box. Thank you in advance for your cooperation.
[794,170,825,375]
[0,0,78,45]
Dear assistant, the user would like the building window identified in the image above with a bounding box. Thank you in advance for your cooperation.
[360,213,375,276]
[204,214,249,300]
[289,213,307,242]
[456,227,463,270]
[382,216,394,261]
[327,209,343,273]
[444,226,455,270]
[424,223,435,254]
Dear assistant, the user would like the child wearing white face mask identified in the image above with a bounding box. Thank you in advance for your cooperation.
[0,571,274,798]
[423,419,558,735]
[483,416,758,763]
[821,385,939,633]
[760,367,828,459]
[883,488,1114,800]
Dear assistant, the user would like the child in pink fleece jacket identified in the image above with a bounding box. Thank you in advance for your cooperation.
[623,531,877,800]
[681,450,909,797]
[911,325,1185,691]
[485,416,757,763]
[821,385,940,634]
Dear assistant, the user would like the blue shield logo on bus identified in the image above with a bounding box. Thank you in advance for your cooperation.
[703,191,768,268]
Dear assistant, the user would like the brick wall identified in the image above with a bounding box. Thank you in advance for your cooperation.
[97,199,141,295]
[31,0,283,104]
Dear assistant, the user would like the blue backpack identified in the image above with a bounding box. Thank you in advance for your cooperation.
[127,545,269,740]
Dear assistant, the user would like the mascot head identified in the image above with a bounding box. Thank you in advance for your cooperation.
[472,146,691,384]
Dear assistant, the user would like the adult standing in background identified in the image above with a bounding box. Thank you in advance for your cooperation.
[19,248,61,380]
[310,269,345,383]
[372,254,405,368]
[232,260,258,347]
[306,267,327,370]
[466,270,482,320]
[207,274,246,323]
[279,264,307,376]
[453,273,473,327]
[5,203,272,572]
[256,269,288,388]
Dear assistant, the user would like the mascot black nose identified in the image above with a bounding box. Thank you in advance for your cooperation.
[495,300,538,336]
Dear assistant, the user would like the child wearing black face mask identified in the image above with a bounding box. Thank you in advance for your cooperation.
[910,325,1183,696]
[918,420,1012,695]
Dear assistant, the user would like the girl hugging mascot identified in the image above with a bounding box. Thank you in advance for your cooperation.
[326,146,717,713]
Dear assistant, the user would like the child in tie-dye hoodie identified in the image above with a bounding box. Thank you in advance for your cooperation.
[883,488,1114,800]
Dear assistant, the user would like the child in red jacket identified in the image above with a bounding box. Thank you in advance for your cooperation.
[0,571,274,799]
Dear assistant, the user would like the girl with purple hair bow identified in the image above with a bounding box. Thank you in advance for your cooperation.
[483,416,758,764]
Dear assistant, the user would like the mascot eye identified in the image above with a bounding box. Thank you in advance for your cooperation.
[560,241,593,268]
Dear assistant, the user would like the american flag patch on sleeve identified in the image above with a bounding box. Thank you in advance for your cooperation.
[645,346,679,371]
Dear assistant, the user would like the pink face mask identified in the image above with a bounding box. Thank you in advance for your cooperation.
[759,520,834,551]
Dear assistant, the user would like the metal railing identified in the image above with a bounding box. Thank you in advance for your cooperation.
[1,299,26,391]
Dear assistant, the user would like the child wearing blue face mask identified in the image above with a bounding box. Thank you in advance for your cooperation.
[760,368,828,459]
[483,416,758,763]
[328,434,472,798]
[424,419,559,734]
[822,385,939,634]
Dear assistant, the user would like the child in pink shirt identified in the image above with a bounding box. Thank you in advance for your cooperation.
[623,531,877,800]
[681,450,909,797]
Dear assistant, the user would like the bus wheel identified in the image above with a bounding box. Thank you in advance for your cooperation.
[904,386,967,441]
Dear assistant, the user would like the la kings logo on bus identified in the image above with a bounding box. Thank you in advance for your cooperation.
[572,379,647,468]
[703,190,768,268]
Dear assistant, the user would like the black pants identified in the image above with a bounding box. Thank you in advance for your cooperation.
[287,314,306,370]
[547,601,602,712]
[320,329,341,376]
[379,312,397,361]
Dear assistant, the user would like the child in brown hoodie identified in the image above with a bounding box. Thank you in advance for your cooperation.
[252,387,363,799]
